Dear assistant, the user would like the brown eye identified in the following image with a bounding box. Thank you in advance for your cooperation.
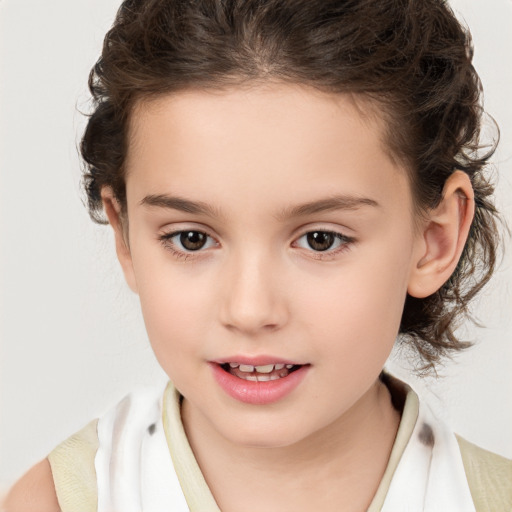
[294,230,354,257]
[179,231,207,251]
[306,231,336,251]
[159,229,217,257]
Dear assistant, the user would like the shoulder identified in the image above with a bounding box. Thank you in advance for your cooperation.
[47,419,99,512]
[2,458,60,512]
[456,435,512,511]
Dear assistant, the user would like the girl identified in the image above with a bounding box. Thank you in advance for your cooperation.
[3,0,511,510]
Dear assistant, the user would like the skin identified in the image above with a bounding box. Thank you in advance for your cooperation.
[3,459,59,512]
[3,83,474,511]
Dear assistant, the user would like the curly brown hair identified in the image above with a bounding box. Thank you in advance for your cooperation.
[81,0,499,372]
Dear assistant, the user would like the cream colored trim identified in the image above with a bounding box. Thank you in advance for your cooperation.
[457,434,512,512]
[162,382,221,512]
[367,377,420,511]
[47,419,99,512]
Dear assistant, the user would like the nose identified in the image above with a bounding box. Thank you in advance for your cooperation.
[219,249,288,335]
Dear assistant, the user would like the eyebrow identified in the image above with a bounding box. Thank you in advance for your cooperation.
[140,193,379,220]
[140,194,223,218]
[275,195,379,220]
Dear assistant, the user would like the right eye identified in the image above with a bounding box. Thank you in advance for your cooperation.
[159,230,217,255]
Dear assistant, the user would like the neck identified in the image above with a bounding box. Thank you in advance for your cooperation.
[182,377,401,512]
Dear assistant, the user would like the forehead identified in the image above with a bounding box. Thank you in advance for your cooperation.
[127,84,388,159]
[124,84,411,216]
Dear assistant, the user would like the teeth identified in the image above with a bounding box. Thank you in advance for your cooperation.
[237,371,288,382]
[225,362,299,376]
[254,364,274,374]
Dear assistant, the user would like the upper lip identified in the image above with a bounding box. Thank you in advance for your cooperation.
[212,355,306,366]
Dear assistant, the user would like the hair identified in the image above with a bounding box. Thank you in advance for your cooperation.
[81,0,499,373]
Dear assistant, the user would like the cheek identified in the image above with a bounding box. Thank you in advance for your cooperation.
[132,253,215,370]
[298,237,413,357]
[141,285,211,383]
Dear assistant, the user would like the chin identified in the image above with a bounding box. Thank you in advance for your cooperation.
[215,416,314,450]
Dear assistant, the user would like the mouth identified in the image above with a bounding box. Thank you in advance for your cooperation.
[211,360,310,404]
[219,362,303,382]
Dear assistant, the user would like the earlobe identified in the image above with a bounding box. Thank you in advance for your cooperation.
[101,187,139,294]
[408,171,475,299]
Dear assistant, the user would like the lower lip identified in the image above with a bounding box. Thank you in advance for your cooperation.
[209,363,309,405]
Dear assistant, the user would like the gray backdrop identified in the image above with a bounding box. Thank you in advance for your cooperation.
[1,0,511,490]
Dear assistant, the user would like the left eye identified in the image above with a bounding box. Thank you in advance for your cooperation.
[295,231,350,252]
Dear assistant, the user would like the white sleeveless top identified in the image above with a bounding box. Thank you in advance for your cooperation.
[49,376,480,511]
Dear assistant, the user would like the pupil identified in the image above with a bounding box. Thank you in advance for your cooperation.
[180,231,206,251]
[307,231,334,251]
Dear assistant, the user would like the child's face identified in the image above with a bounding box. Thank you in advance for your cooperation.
[120,84,424,448]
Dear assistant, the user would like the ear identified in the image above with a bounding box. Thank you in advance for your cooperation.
[408,171,475,298]
[101,187,138,294]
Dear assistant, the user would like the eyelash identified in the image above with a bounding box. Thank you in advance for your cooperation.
[158,229,355,261]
